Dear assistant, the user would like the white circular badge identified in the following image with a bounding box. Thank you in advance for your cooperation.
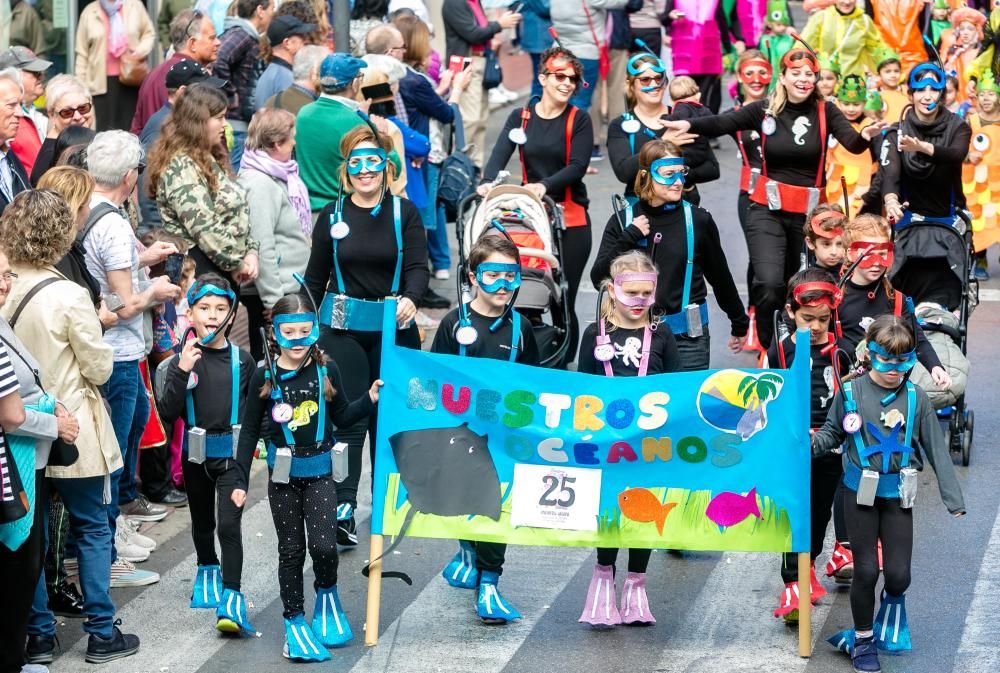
[456,324,479,346]
[762,116,777,136]
[621,118,642,134]
[508,127,528,145]
[330,220,350,240]
[272,403,294,424]
[842,412,862,434]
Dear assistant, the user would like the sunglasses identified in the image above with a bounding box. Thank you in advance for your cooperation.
[136,162,146,175]
[57,102,92,120]
[183,9,205,39]
[636,75,664,86]
[545,72,579,85]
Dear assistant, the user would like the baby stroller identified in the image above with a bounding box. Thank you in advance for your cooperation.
[889,210,978,466]
[456,185,571,368]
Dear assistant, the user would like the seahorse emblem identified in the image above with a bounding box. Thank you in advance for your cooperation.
[792,116,811,145]
[288,400,319,431]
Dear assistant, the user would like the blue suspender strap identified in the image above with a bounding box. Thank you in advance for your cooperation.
[509,311,521,362]
[185,387,196,428]
[315,364,327,445]
[901,381,916,468]
[681,200,694,310]
[332,237,346,294]
[844,382,870,467]
[185,343,240,428]
[391,196,403,294]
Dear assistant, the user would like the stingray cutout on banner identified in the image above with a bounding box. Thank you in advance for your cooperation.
[363,423,503,583]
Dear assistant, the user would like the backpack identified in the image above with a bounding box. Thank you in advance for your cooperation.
[78,202,122,244]
[438,105,480,221]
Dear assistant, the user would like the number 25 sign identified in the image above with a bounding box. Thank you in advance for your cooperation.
[510,464,602,532]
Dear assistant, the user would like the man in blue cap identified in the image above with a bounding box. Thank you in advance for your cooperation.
[296,53,400,212]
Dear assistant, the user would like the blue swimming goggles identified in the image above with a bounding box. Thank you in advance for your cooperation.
[186,283,238,345]
[867,341,917,373]
[627,53,666,77]
[649,157,688,186]
[272,312,320,349]
[475,262,522,294]
[908,63,947,92]
[346,147,387,175]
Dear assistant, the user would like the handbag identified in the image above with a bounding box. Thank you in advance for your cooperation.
[483,48,503,90]
[119,54,149,87]
[582,1,610,80]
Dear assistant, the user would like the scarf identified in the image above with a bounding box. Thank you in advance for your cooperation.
[100,0,128,59]
[239,148,313,237]
[898,107,962,180]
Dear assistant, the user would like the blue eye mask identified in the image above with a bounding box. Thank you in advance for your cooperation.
[650,157,688,186]
[475,262,522,294]
[908,63,946,92]
[346,148,387,175]
[273,312,320,349]
[626,54,666,77]
[867,341,917,373]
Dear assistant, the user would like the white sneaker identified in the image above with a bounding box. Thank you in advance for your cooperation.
[110,559,160,587]
[434,268,451,280]
[489,88,508,106]
[115,524,150,563]
[20,664,50,673]
[496,84,520,103]
[119,515,156,551]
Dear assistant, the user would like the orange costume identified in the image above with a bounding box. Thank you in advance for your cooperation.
[940,6,987,102]
[870,0,931,74]
[827,76,876,216]
[962,110,1000,251]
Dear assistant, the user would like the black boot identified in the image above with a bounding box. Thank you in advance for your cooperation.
[419,288,451,309]
[85,622,140,664]
[49,580,85,618]
[25,633,56,664]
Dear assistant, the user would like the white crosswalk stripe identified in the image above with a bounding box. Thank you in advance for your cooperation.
[951,504,1000,673]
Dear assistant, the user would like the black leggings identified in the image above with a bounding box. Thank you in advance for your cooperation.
[268,475,340,618]
[561,224,592,365]
[745,204,806,348]
[471,541,506,575]
[737,191,754,291]
[182,457,245,591]
[241,292,267,362]
[596,547,652,574]
[0,470,45,673]
[844,494,913,631]
[781,454,842,583]
[319,324,421,508]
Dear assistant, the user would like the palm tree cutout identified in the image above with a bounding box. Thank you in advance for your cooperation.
[736,373,783,440]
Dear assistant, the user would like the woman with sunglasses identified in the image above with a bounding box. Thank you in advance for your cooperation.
[480,45,593,364]
[30,74,95,185]
[303,124,427,547]
[878,62,972,303]
[662,48,886,350]
[592,139,748,371]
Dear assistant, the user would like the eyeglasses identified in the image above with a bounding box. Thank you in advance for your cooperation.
[136,162,146,175]
[183,9,205,39]
[636,75,664,86]
[57,102,92,120]
[545,72,579,85]
[388,44,406,51]
[0,272,18,284]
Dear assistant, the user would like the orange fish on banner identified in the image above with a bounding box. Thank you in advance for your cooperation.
[618,488,678,535]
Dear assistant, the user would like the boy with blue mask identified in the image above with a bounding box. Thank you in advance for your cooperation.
[157,274,258,634]
[431,233,539,623]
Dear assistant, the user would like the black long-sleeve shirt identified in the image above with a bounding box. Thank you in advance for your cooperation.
[432,306,540,364]
[607,114,666,196]
[665,101,720,187]
[159,342,257,431]
[483,104,594,208]
[812,374,964,514]
[877,116,971,217]
[685,99,870,187]
[836,278,942,372]
[442,0,502,57]
[591,201,749,336]
[763,335,843,428]
[578,322,681,376]
[304,194,429,307]
[233,361,375,490]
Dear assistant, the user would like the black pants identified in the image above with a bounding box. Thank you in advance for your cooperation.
[44,493,70,591]
[737,191,754,290]
[596,547,652,574]
[675,329,710,372]
[241,292,267,362]
[781,454,842,583]
[691,74,722,114]
[182,457,245,591]
[561,223,592,366]
[833,480,848,542]
[93,77,139,131]
[139,439,174,501]
[844,494,913,631]
[469,541,506,575]
[629,28,661,54]
[269,475,340,618]
[745,204,806,348]
[318,324,421,508]
[0,470,45,673]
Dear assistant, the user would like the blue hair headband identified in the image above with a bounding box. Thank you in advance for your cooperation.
[187,283,236,307]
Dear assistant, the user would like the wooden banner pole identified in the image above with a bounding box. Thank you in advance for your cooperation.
[364,534,385,646]
[798,551,812,657]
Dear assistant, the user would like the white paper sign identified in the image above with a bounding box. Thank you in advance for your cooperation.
[509,464,602,532]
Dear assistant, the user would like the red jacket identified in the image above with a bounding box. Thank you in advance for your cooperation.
[130,52,189,135]
[11,112,42,179]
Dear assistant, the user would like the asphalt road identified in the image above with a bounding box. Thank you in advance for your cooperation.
[43,96,1000,673]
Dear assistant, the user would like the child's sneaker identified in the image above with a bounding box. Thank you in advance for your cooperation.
[825,542,854,583]
[216,588,255,634]
[190,564,222,608]
[578,564,621,628]
[773,581,800,621]
[336,503,358,547]
[311,586,352,647]
[620,572,655,625]
[809,565,827,602]
[442,541,479,589]
[282,615,330,662]
[476,571,520,624]
[851,634,881,673]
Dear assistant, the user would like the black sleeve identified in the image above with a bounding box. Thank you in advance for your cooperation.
[879,129,901,198]
[577,323,600,374]
[930,119,972,163]
[443,0,502,46]
[716,0,734,50]
[326,359,376,429]
[590,210,646,289]
[812,388,847,456]
[517,315,540,365]
[826,101,872,154]
[725,0,744,43]
[684,100,766,138]
[685,139,721,184]
[399,200,430,305]
[607,117,641,186]
[305,203,335,301]
[540,110,594,194]
[910,319,944,372]
[482,108,521,183]
[658,326,682,372]
[661,0,675,27]
[234,366,269,491]
[916,389,965,513]
[238,349,256,420]
[699,210,749,336]
[158,357,190,424]
[431,310,460,355]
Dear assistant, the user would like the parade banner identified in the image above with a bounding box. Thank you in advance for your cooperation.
[371,307,812,555]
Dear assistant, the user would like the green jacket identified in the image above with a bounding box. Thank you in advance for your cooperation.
[296,95,402,211]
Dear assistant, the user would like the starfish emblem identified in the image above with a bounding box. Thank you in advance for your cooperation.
[859,421,913,460]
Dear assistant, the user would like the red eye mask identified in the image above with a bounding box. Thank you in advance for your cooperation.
[739,59,773,86]
[849,241,894,269]
[810,211,845,239]
[793,281,843,309]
